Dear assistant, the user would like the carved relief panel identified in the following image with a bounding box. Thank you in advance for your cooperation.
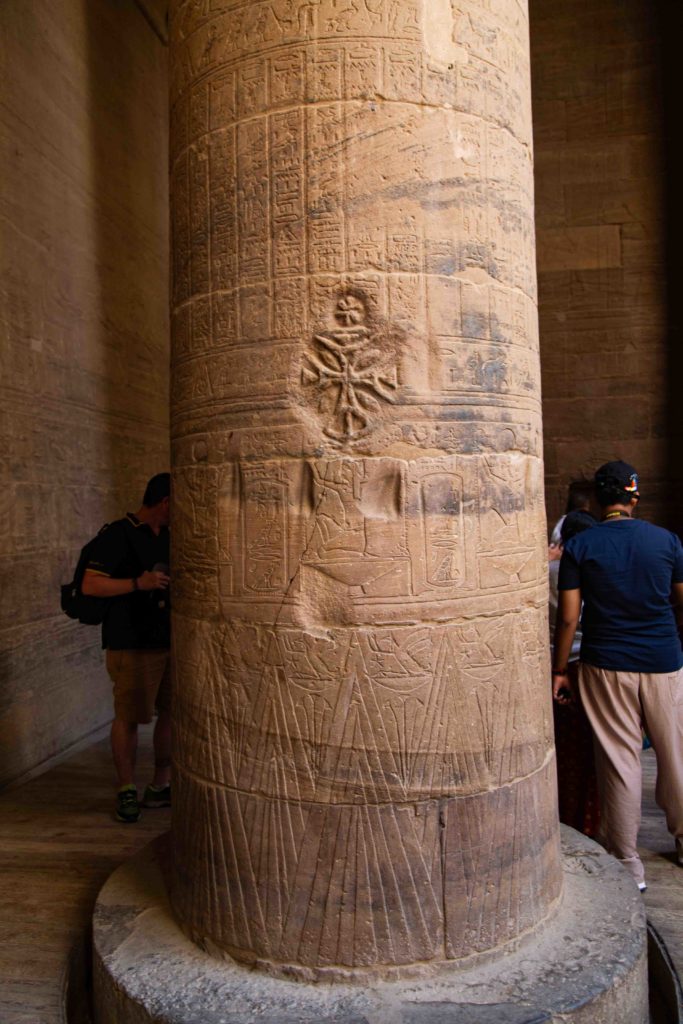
[215,449,545,625]
[169,0,558,977]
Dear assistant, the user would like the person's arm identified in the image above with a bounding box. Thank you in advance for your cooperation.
[548,542,563,562]
[672,581,683,638]
[82,568,169,597]
[552,587,581,704]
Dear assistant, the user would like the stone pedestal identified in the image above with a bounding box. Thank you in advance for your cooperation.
[93,829,648,1023]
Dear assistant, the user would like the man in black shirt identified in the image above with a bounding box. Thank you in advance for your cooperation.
[82,473,171,823]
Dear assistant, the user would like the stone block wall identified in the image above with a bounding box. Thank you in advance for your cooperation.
[0,1,169,787]
[531,0,670,528]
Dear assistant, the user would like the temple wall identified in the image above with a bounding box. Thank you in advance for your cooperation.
[0,0,169,787]
[531,0,668,527]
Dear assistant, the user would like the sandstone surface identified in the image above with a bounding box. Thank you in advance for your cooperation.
[169,0,561,975]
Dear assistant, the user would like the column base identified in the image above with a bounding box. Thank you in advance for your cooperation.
[93,827,648,1024]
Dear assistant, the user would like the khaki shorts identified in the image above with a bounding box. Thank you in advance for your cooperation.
[106,649,171,724]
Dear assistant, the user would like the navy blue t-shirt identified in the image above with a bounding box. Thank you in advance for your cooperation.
[558,518,683,672]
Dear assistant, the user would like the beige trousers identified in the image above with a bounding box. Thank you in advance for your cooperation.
[579,663,683,885]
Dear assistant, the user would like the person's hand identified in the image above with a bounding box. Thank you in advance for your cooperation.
[548,543,563,562]
[552,670,574,705]
[137,569,170,591]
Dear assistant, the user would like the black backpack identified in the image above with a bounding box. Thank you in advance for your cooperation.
[61,524,112,625]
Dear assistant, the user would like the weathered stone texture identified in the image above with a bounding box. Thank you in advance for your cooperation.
[94,831,649,1024]
[531,0,669,525]
[169,0,562,976]
[0,0,169,787]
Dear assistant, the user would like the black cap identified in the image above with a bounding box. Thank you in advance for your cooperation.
[594,460,640,498]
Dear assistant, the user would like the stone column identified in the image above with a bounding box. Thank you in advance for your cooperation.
[168,0,561,976]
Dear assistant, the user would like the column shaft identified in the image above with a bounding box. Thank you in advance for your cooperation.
[168,0,562,976]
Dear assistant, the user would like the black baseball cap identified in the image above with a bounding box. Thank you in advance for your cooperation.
[594,460,640,498]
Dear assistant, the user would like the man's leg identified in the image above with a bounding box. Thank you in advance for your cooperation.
[106,649,150,822]
[143,651,172,807]
[111,718,138,787]
[107,649,142,788]
[640,668,683,858]
[578,665,645,885]
[152,707,172,788]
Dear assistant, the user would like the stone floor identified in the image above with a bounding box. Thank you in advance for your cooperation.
[0,737,679,1024]
[640,749,683,970]
[0,725,170,1024]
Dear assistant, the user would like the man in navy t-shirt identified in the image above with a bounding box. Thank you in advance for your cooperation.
[552,460,683,890]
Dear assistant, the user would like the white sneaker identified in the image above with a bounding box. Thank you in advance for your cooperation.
[637,881,647,892]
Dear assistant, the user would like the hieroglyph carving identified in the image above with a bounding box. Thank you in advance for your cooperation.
[302,295,398,440]
[171,609,558,969]
[169,0,561,978]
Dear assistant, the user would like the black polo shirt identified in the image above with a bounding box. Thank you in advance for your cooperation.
[87,513,170,651]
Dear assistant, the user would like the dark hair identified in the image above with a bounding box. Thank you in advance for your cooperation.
[561,509,597,544]
[142,472,171,507]
[595,484,630,507]
[564,480,593,516]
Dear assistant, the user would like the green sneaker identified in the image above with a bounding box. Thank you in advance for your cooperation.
[142,784,171,809]
[115,785,140,823]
